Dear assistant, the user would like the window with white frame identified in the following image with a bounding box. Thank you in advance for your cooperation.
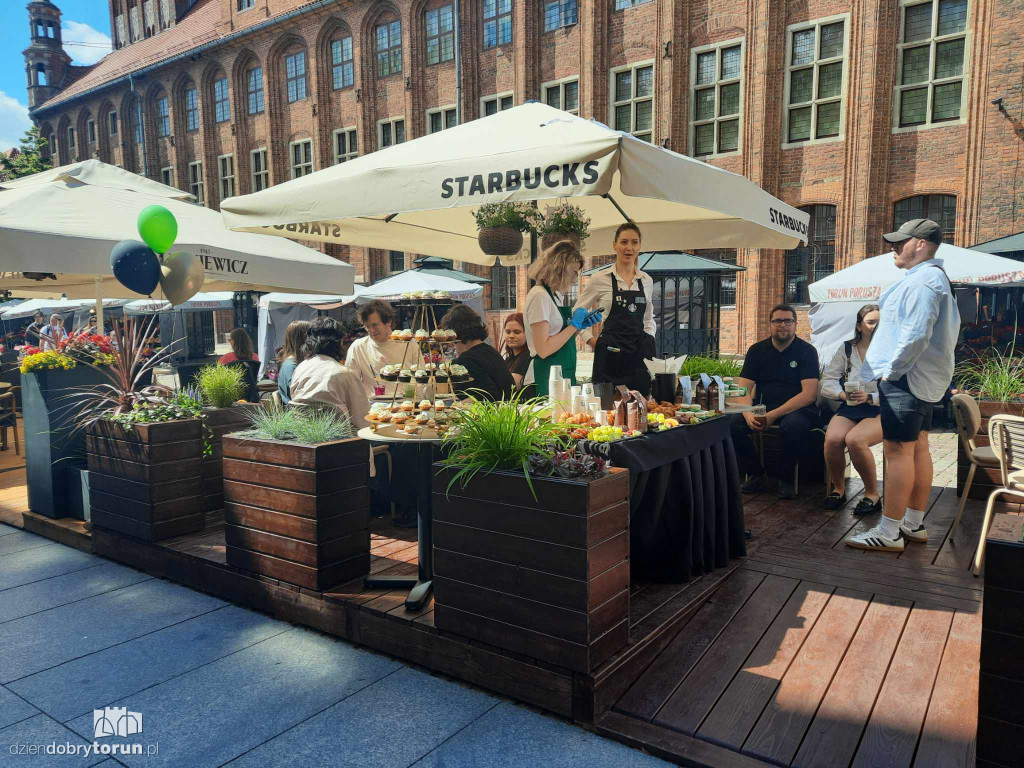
[426,5,455,65]
[289,139,313,178]
[895,0,967,128]
[389,251,406,272]
[333,128,358,163]
[109,111,118,136]
[483,0,512,48]
[378,118,406,148]
[614,0,652,9]
[87,119,96,144]
[543,0,577,31]
[214,77,230,123]
[611,62,654,142]
[331,37,354,89]
[691,42,742,156]
[376,21,402,78]
[68,127,75,149]
[543,78,579,114]
[785,18,846,143]
[251,148,269,191]
[185,86,199,131]
[285,51,308,102]
[247,67,264,114]
[482,93,514,116]
[156,96,170,137]
[188,160,204,204]
[219,154,235,199]
[427,106,458,133]
[160,166,173,187]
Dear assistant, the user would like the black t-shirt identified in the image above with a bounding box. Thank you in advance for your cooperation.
[739,336,819,410]
[456,343,515,401]
[506,350,531,380]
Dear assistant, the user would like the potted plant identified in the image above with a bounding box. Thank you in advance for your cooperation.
[193,364,251,517]
[432,394,630,674]
[221,406,371,591]
[538,202,591,251]
[474,202,542,256]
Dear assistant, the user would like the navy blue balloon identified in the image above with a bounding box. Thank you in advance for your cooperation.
[110,239,160,295]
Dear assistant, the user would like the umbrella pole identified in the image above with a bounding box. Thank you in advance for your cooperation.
[94,277,103,333]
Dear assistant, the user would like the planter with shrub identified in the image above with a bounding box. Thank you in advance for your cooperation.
[474,202,542,256]
[538,203,591,251]
[193,364,252,516]
[432,394,630,674]
[222,406,371,591]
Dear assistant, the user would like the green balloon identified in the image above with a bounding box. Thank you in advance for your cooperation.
[137,205,178,254]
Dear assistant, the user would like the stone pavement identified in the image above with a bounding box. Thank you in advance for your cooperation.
[0,523,670,768]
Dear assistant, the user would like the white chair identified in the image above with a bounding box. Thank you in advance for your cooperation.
[971,413,1024,576]
[950,394,1002,542]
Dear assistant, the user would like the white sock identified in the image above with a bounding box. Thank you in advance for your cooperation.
[879,514,901,539]
[904,507,925,528]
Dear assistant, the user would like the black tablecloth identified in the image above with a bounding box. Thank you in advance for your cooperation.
[580,416,746,583]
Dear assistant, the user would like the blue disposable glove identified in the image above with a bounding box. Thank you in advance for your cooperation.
[581,310,603,329]
[568,307,590,331]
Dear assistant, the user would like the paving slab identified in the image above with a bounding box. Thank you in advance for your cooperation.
[0,713,106,767]
[410,701,672,768]
[0,579,225,684]
[9,605,291,723]
[0,562,152,625]
[0,524,20,537]
[0,547,98,592]
[225,666,496,768]
[63,627,403,768]
[0,531,56,556]
[0,684,39,730]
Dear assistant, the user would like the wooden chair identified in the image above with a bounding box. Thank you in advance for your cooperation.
[972,413,1024,575]
[0,388,19,454]
[950,393,1001,542]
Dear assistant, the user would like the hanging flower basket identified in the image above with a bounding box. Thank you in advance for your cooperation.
[538,203,591,253]
[540,232,582,251]
[478,227,524,256]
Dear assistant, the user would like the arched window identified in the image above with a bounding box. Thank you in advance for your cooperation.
[893,195,956,243]
[375,20,402,77]
[785,204,836,304]
[284,50,308,102]
[35,63,47,87]
[331,34,355,89]
[246,65,264,114]
[425,5,454,65]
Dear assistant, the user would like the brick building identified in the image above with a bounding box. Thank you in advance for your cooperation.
[23,0,1024,353]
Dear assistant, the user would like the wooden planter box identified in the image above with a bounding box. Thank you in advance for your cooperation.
[201,406,253,516]
[222,434,371,591]
[979,513,1024,765]
[957,401,1024,499]
[432,466,630,674]
[86,418,204,541]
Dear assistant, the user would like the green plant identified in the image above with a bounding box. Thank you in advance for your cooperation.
[194,364,246,408]
[955,347,1024,403]
[439,390,572,498]
[679,355,744,378]
[244,405,353,444]
[538,203,591,242]
[473,202,543,233]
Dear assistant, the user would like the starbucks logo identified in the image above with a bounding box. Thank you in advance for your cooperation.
[790,360,798,368]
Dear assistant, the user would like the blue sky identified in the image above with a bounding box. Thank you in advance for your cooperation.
[0,1,113,152]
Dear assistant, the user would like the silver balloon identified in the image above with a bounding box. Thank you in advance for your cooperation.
[158,251,205,305]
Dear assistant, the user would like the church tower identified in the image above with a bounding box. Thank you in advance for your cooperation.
[23,1,71,109]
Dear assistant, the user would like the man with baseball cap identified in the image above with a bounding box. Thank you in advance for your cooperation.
[845,219,960,552]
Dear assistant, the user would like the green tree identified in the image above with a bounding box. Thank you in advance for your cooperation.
[1,126,52,179]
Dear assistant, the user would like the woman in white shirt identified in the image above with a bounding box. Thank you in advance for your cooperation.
[289,317,371,429]
[820,304,882,513]
[574,222,657,396]
[523,241,601,396]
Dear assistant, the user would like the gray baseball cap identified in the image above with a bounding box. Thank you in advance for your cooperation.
[883,218,943,245]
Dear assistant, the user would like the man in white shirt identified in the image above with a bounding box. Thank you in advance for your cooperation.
[344,300,409,396]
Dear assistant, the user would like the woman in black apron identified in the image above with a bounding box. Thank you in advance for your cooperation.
[587,223,656,397]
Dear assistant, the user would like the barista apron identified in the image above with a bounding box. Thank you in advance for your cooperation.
[592,272,655,397]
[531,286,577,397]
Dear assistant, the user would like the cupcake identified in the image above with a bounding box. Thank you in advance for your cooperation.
[377,411,393,423]
[390,329,402,341]
[398,368,412,383]
[418,399,432,411]
[414,369,429,382]
[434,400,446,412]
[365,410,380,423]
[435,423,449,435]
[404,424,422,435]
[431,328,447,341]
[380,365,399,382]
[400,400,415,412]
[399,328,414,341]
[450,364,469,382]
[434,367,449,383]
[415,329,429,341]
[415,412,430,424]
[392,413,408,425]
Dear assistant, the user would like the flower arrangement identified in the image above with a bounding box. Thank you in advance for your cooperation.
[58,333,115,366]
[527,448,606,479]
[472,202,544,232]
[20,349,76,374]
[538,203,591,245]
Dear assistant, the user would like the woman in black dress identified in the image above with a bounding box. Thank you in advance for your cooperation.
[440,304,515,401]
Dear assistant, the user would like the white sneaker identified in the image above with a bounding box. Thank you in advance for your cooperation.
[900,522,928,543]
[845,526,905,552]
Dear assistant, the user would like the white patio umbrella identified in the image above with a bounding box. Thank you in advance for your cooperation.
[221,102,810,265]
[0,160,355,300]
[123,291,236,315]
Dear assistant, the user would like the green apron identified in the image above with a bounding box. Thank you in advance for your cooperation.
[531,286,577,397]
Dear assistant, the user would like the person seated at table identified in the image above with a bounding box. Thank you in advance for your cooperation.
[289,317,370,428]
[731,304,820,499]
[440,304,515,401]
[218,328,260,365]
[820,304,883,513]
[276,320,309,406]
[345,299,408,396]
[39,314,67,350]
[502,312,531,391]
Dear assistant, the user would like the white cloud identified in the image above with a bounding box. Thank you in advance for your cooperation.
[62,20,113,66]
[0,92,32,154]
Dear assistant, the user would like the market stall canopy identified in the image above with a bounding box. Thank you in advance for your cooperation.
[256,291,363,377]
[582,251,747,275]
[413,256,490,284]
[123,292,236,315]
[972,231,1024,257]
[220,102,810,266]
[0,297,131,320]
[0,159,195,201]
[358,271,483,300]
[0,160,354,299]
[258,292,364,312]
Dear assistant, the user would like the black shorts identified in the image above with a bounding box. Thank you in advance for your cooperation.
[878,375,934,442]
